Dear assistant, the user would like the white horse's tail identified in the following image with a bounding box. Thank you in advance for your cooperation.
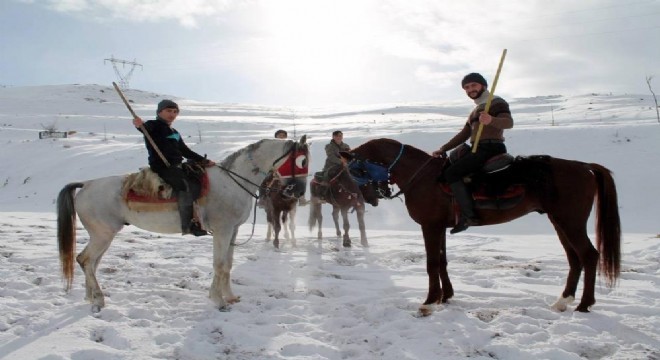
[57,182,84,292]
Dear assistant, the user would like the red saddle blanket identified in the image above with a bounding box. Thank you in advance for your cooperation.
[440,182,525,207]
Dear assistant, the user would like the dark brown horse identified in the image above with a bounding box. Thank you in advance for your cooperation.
[260,174,300,249]
[308,164,380,247]
[344,138,621,316]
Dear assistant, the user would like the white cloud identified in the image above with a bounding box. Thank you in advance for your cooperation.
[43,0,232,27]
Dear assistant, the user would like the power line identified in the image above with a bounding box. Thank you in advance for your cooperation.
[104,55,143,89]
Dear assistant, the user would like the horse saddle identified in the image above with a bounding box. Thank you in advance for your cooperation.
[122,166,210,212]
[311,171,330,201]
[442,151,524,210]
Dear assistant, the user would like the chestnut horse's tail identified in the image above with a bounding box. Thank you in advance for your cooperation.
[57,182,84,292]
[308,201,321,231]
[589,164,621,287]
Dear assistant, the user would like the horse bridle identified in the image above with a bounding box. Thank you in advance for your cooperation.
[217,141,305,198]
[349,143,432,199]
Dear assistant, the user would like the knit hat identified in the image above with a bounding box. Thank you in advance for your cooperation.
[461,73,488,88]
[157,99,179,114]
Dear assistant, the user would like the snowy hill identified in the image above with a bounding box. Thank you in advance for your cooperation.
[0,84,658,360]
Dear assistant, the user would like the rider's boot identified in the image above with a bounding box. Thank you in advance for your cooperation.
[177,190,208,236]
[449,181,479,234]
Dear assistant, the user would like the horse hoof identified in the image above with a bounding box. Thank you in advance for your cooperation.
[226,296,241,304]
[550,295,575,312]
[91,305,102,313]
[417,304,434,317]
[218,305,231,312]
[575,304,592,313]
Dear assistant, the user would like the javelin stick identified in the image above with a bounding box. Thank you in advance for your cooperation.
[112,82,171,168]
[472,48,507,153]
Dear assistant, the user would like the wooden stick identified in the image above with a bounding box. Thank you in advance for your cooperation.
[472,49,507,153]
[112,82,171,168]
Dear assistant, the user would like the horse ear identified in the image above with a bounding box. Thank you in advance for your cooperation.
[299,135,307,144]
[339,151,354,160]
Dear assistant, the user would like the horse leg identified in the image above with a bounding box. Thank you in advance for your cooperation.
[76,221,120,313]
[266,222,273,242]
[341,207,351,248]
[220,227,240,304]
[281,211,291,241]
[418,223,447,316]
[332,205,341,239]
[355,206,368,247]
[287,205,297,247]
[272,209,282,249]
[549,215,598,312]
[209,224,239,310]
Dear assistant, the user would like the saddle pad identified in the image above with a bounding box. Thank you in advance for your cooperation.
[440,183,525,201]
[125,173,210,212]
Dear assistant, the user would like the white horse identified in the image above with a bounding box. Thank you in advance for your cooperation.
[57,137,309,312]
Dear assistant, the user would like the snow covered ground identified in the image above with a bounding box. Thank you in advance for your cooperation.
[0,84,658,359]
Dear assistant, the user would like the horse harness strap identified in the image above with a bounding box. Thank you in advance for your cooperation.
[386,145,434,199]
[216,165,260,199]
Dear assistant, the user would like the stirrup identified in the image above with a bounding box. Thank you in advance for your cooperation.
[184,222,209,237]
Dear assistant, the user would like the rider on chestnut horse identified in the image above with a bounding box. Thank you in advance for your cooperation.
[432,73,513,234]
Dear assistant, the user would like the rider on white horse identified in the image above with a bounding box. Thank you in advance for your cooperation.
[132,99,216,236]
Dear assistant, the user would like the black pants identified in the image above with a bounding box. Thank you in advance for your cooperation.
[154,165,188,192]
[444,142,507,184]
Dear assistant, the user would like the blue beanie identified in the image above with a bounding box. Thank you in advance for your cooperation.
[461,73,488,88]
[157,99,179,114]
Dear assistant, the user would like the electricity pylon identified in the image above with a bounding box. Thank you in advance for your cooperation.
[104,56,143,90]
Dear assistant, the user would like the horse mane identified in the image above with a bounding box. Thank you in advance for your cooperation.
[221,139,298,169]
[360,138,432,163]
[221,139,267,168]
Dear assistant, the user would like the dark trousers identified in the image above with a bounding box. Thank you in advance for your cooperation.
[152,165,199,233]
[444,142,507,184]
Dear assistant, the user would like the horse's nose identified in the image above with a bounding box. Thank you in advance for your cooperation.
[283,178,307,198]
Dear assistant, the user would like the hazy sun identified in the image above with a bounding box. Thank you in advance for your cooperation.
[252,0,379,102]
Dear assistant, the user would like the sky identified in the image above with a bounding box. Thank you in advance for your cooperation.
[2,0,660,106]
[0,84,658,359]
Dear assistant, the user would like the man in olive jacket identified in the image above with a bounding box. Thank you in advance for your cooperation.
[432,73,513,234]
[322,130,350,177]
[133,99,215,236]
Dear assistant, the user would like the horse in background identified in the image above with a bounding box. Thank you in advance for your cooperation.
[261,173,302,249]
[57,137,309,312]
[345,138,621,316]
[307,164,380,248]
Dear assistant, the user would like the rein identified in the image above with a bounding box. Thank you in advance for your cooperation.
[387,157,434,199]
[380,144,434,199]
[217,142,299,246]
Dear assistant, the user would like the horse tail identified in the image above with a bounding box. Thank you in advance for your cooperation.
[308,201,320,231]
[589,163,621,287]
[57,182,84,292]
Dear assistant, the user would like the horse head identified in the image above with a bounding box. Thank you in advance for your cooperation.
[341,150,392,204]
[272,135,309,199]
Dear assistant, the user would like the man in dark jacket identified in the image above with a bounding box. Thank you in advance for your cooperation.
[133,99,215,236]
[432,73,513,234]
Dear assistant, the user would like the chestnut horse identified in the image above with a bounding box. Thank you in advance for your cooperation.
[308,165,380,247]
[345,138,621,316]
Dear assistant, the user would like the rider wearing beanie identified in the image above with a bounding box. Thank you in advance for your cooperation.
[132,99,216,236]
[432,73,513,234]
